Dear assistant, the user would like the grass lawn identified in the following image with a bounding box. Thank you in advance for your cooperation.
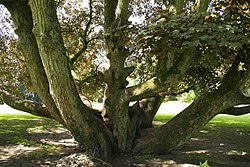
[0,107,249,166]
[0,113,76,166]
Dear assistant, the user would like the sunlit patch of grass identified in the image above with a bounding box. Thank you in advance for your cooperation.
[0,114,62,146]
[209,114,250,130]
[154,114,175,122]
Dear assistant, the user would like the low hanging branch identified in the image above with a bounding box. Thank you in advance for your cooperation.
[0,89,53,119]
[221,105,250,116]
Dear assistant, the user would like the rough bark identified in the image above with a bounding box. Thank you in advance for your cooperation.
[103,0,135,151]
[27,0,113,161]
[3,0,64,125]
[140,97,165,128]
[133,51,250,154]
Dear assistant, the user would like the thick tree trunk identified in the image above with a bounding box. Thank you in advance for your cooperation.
[103,0,137,152]
[29,0,113,161]
[4,0,64,125]
[103,39,134,151]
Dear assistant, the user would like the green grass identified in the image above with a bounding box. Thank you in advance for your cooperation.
[209,114,250,130]
[154,113,250,130]
[0,114,62,145]
[0,113,67,163]
[154,114,176,122]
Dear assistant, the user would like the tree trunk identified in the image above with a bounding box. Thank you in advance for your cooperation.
[103,0,137,152]
[2,0,249,163]
[103,38,134,151]
[4,0,64,125]
[141,97,164,128]
[130,97,165,129]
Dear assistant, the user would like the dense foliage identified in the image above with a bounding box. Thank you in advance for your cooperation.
[0,0,249,100]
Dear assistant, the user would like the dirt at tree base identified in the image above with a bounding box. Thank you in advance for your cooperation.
[0,126,249,167]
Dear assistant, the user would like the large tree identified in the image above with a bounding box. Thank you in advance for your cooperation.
[0,0,249,162]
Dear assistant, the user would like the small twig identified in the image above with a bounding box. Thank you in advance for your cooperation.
[91,157,112,167]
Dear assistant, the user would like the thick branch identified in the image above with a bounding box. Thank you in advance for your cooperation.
[29,0,113,161]
[0,90,53,119]
[116,0,131,25]
[221,105,250,115]
[133,48,250,154]
[3,0,64,124]
[104,0,118,32]
[125,48,196,101]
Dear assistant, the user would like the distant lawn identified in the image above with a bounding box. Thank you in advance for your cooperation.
[154,113,250,130]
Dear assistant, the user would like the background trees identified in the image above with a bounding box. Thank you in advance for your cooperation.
[0,0,249,163]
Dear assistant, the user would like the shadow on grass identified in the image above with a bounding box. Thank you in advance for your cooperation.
[0,114,64,145]
[0,114,76,167]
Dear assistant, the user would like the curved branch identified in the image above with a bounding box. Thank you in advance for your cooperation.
[220,105,250,115]
[104,0,118,32]
[3,0,64,124]
[0,90,53,119]
[125,48,197,101]
[70,0,93,65]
